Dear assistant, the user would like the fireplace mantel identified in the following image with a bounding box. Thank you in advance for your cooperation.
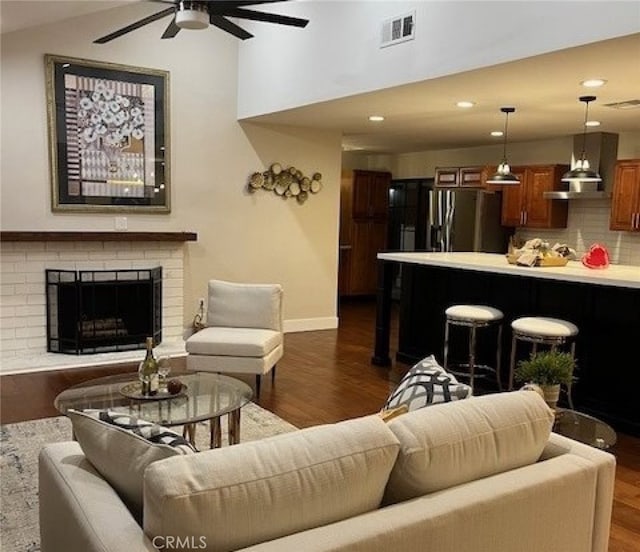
[0,231,197,242]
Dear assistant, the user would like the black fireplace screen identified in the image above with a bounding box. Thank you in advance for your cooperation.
[46,267,162,354]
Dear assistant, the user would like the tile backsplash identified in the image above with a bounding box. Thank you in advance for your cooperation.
[517,199,640,266]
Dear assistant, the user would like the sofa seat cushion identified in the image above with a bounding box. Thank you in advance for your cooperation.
[384,355,472,411]
[383,391,554,504]
[68,409,195,521]
[144,415,400,552]
[186,326,282,357]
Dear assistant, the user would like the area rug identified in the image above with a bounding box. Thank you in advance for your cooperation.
[0,403,297,552]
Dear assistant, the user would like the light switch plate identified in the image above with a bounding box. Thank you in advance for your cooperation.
[115,217,127,230]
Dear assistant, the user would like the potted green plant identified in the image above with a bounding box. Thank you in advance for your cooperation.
[514,350,576,409]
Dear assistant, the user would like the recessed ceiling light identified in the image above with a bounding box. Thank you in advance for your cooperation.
[585,120,601,127]
[491,131,504,137]
[581,79,607,88]
[368,115,385,122]
[456,101,475,108]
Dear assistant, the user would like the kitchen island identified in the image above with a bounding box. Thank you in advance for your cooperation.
[373,252,640,435]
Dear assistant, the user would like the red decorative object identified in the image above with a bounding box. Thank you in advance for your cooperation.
[581,243,610,269]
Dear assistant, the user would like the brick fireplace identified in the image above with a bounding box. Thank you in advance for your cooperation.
[0,231,196,374]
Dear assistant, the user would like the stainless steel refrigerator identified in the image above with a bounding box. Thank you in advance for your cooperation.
[425,189,509,253]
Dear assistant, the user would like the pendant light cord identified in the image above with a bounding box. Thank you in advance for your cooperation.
[502,111,509,163]
[499,106,515,165]
[578,95,596,159]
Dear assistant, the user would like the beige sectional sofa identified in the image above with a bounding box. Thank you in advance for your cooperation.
[39,391,615,552]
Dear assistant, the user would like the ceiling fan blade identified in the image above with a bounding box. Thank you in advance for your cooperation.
[218,7,309,28]
[161,17,181,39]
[209,14,254,40]
[94,7,175,43]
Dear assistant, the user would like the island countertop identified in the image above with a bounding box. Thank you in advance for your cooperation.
[378,252,640,289]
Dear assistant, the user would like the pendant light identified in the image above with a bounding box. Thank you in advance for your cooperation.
[562,95,602,183]
[487,107,520,185]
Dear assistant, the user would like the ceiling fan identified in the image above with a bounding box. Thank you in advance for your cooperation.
[94,0,309,44]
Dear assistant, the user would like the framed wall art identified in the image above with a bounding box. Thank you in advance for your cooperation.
[45,54,170,213]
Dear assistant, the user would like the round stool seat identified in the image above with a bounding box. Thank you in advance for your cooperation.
[446,305,504,323]
[511,317,579,338]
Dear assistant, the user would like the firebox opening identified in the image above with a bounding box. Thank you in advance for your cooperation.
[46,267,162,354]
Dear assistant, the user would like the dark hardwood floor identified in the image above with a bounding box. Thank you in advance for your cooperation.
[1,299,638,550]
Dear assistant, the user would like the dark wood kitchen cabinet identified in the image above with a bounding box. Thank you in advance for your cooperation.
[339,169,391,296]
[500,164,568,228]
[610,159,640,232]
[435,166,485,188]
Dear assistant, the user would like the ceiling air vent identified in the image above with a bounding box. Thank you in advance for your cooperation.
[603,99,640,110]
[380,10,415,48]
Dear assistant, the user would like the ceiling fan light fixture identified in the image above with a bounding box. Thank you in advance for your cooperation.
[562,95,602,183]
[176,2,209,30]
[486,106,520,185]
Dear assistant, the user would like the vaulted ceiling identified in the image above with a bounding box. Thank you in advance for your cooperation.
[2,1,639,154]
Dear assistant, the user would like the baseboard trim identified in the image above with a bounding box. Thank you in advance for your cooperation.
[284,317,339,333]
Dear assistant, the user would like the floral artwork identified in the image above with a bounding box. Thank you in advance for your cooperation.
[78,82,145,150]
[46,55,170,213]
[75,79,148,193]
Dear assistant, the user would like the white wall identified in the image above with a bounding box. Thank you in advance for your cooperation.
[351,132,640,265]
[238,1,640,118]
[0,3,342,335]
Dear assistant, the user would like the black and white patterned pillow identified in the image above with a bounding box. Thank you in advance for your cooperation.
[80,409,196,453]
[384,355,472,411]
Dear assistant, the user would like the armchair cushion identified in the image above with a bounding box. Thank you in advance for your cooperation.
[186,327,282,358]
[207,280,283,331]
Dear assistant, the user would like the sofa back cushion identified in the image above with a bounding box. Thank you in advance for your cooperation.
[144,415,400,552]
[207,279,283,331]
[384,391,554,504]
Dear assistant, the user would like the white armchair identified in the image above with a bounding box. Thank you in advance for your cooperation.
[185,280,283,398]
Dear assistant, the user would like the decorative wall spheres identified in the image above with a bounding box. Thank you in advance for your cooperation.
[247,163,323,204]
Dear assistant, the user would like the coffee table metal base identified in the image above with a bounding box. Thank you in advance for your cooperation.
[183,407,242,449]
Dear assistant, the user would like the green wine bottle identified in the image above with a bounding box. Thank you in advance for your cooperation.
[138,337,158,396]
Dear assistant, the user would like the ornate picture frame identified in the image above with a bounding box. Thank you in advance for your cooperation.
[45,54,170,213]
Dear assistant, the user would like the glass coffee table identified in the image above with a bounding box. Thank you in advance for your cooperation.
[553,409,617,450]
[55,372,253,449]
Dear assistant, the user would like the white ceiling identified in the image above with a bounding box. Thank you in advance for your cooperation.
[0,0,137,35]
[245,32,640,153]
[2,1,639,154]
